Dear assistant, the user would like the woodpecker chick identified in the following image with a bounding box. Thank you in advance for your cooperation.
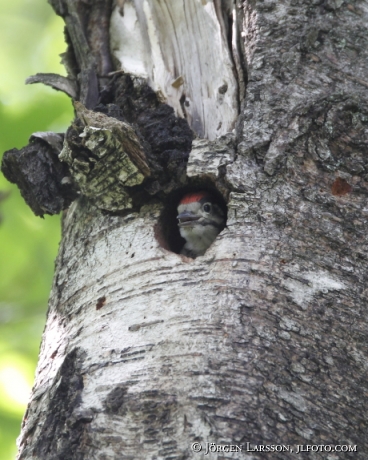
[177,191,225,258]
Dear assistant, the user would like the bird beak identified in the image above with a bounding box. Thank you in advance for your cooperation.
[177,211,200,226]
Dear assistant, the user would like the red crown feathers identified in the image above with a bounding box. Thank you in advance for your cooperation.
[179,191,210,205]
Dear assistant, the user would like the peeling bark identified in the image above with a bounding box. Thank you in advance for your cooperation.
[5,0,368,459]
[109,0,243,139]
[1,133,77,217]
[59,101,151,212]
[26,73,78,99]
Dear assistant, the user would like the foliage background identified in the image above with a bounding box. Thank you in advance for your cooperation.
[0,1,72,457]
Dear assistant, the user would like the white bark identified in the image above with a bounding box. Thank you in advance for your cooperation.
[22,197,240,458]
[16,0,368,458]
[110,0,240,139]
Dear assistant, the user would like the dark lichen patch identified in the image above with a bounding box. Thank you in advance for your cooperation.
[104,385,129,415]
[31,348,89,460]
[104,386,178,432]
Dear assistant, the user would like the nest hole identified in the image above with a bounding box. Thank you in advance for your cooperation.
[155,185,228,257]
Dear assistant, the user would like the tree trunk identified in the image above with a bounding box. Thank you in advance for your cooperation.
[11,0,368,459]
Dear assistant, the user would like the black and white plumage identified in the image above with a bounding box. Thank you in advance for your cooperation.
[177,191,225,258]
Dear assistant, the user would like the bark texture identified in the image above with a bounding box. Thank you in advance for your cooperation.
[109,0,243,139]
[1,133,77,216]
[13,0,368,459]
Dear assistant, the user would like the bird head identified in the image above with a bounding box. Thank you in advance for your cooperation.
[177,191,225,257]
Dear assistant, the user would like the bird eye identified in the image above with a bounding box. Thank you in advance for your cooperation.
[203,203,211,213]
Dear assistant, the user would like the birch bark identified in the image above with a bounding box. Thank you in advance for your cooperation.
[13,1,368,459]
